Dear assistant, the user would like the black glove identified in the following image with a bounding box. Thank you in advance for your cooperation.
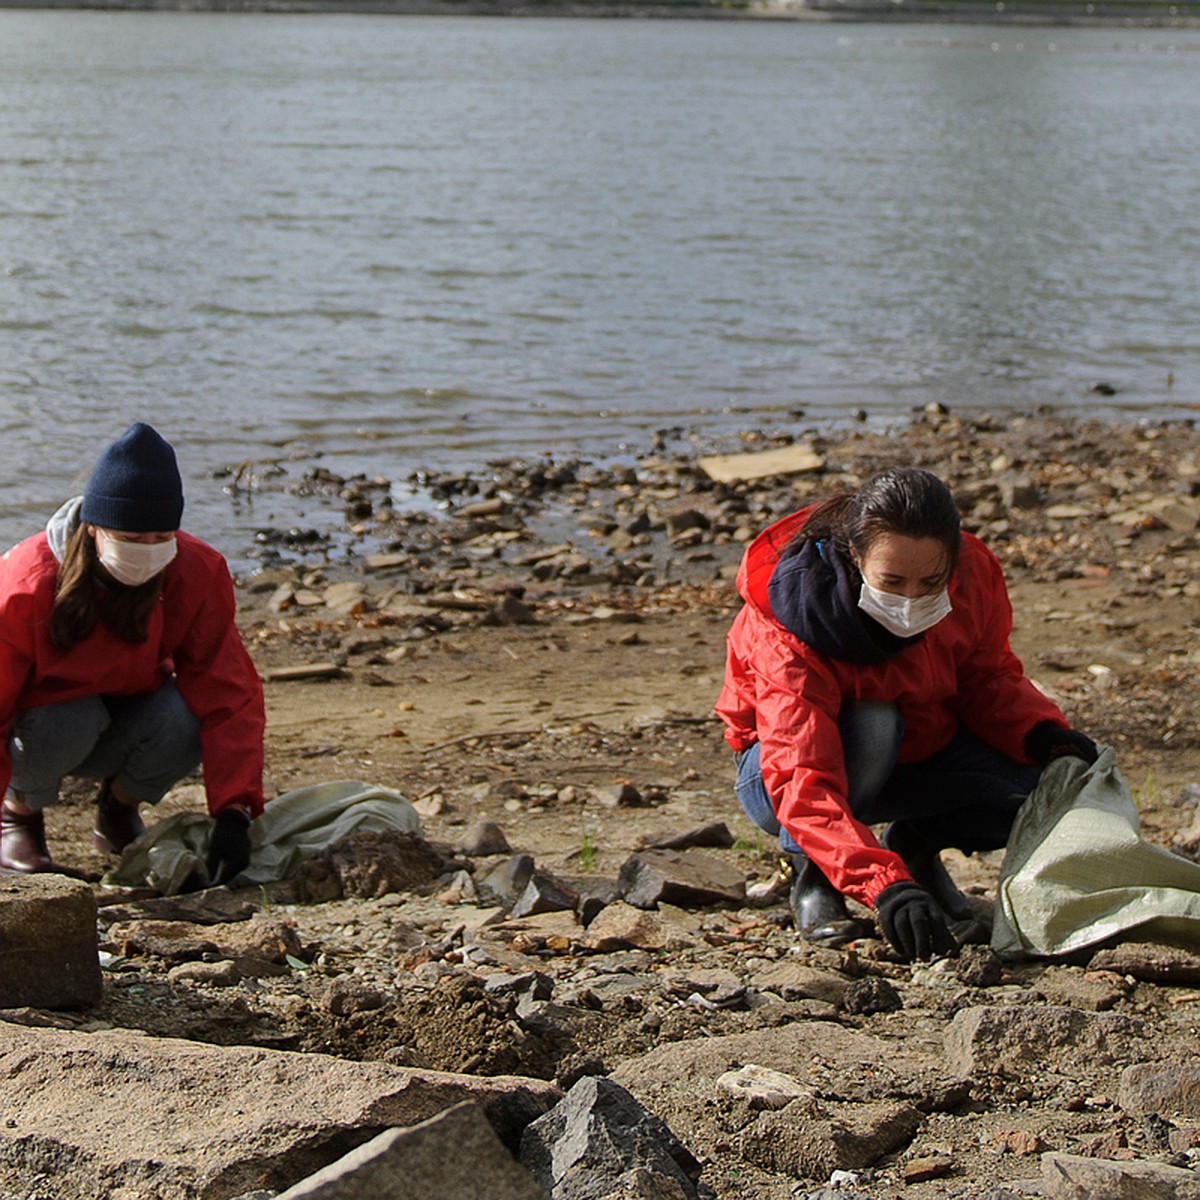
[206,808,252,886]
[1025,721,1099,767]
[875,882,956,962]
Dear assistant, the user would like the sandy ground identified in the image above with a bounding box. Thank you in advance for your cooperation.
[12,408,1200,1198]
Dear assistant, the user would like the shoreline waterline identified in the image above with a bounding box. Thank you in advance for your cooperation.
[0,0,1198,22]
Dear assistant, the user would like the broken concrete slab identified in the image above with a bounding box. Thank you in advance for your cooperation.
[271,1101,549,1200]
[519,1076,707,1200]
[617,849,745,910]
[944,1006,1146,1077]
[0,874,101,1009]
[1041,1151,1200,1198]
[696,444,825,485]
[0,1023,559,1200]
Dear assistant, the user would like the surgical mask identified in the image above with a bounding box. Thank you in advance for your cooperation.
[95,530,177,587]
[858,581,952,638]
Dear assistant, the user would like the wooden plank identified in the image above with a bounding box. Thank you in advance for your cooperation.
[696,444,825,484]
[262,662,345,682]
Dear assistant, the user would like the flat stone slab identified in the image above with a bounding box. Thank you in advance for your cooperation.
[1042,1151,1200,1198]
[1119,1062,1200,1118]
[273,1102,549,1200]
[611,1022,914,1092]
[0,1023,559,1200]
[617,849,745,910]
[0,874,101,1009]
[944,1006,1146,1077]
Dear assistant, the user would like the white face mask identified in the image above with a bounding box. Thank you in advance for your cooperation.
[95,530,177,587]
[858,581,952,638]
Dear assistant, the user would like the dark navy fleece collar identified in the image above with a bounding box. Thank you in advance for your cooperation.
[767,538,919,665]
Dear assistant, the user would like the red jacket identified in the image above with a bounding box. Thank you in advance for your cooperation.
[0,527,265,818]
[715,508,1067,908]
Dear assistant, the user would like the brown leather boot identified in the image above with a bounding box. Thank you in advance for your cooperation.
[93,781,146,855]
[0,801,53,873]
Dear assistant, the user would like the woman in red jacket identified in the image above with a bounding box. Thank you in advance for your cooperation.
[716,467,1097,961]
[0,422,265,884]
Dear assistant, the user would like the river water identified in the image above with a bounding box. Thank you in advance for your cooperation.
[2,12,1198,561]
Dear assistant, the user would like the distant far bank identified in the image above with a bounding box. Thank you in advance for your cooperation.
[3,0,1199,23]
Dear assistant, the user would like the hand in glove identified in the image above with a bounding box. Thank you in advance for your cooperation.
[875,882,956,962]
[206,808,252,886]
[1025,721,1099,767]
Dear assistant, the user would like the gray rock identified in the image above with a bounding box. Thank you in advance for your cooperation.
[1041,1151,1200,1198]
[456,818,513,857]
[843,976,902,1016]
[617,849,745,910]
[1119,1062,1200,1118]
[484,595,538,626]
[641,823,735,852]
[519,1077,705,1200]
[751,962,849,1008]
[477,854,537,908]
[945,1006,1145,1077]
[595,1169,694,1199]
[953,945,1004,989]
[0,1023,559,1198]
[0,874,101,1009]
[510,873,579,919]
[271,1101,549,1200]
[582,902,676,952]
[797,1192,876,1200]
[167,960,243,987]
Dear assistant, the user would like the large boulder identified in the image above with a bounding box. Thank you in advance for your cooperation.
[0,1023,559,1200]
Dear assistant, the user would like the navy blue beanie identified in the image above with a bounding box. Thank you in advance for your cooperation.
[80,422,185,533]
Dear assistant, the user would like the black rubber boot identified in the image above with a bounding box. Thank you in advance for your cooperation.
[881,822,974,922]
[788,853,872,947]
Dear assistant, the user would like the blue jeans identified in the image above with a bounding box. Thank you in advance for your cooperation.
[734,701,1042,858]
[7,681,202,811]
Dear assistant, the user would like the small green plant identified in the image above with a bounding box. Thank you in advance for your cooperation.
[579,826,599,871]
[259,885,272,913]
[731,829,765,856]
[1133,772,1158,812]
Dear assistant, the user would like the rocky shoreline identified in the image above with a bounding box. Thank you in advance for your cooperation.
[4,408,1200,1199]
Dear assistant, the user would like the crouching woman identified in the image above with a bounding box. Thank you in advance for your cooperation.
[0,421,265,885]
[716,467,1097,961]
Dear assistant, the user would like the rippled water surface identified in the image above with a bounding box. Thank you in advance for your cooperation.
[2,12,1198,556]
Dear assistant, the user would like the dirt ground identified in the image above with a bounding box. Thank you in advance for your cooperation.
[14,408,1200,1199]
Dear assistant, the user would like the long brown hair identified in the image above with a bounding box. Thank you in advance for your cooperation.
[785,467,962,582]
[51,523,164,650]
